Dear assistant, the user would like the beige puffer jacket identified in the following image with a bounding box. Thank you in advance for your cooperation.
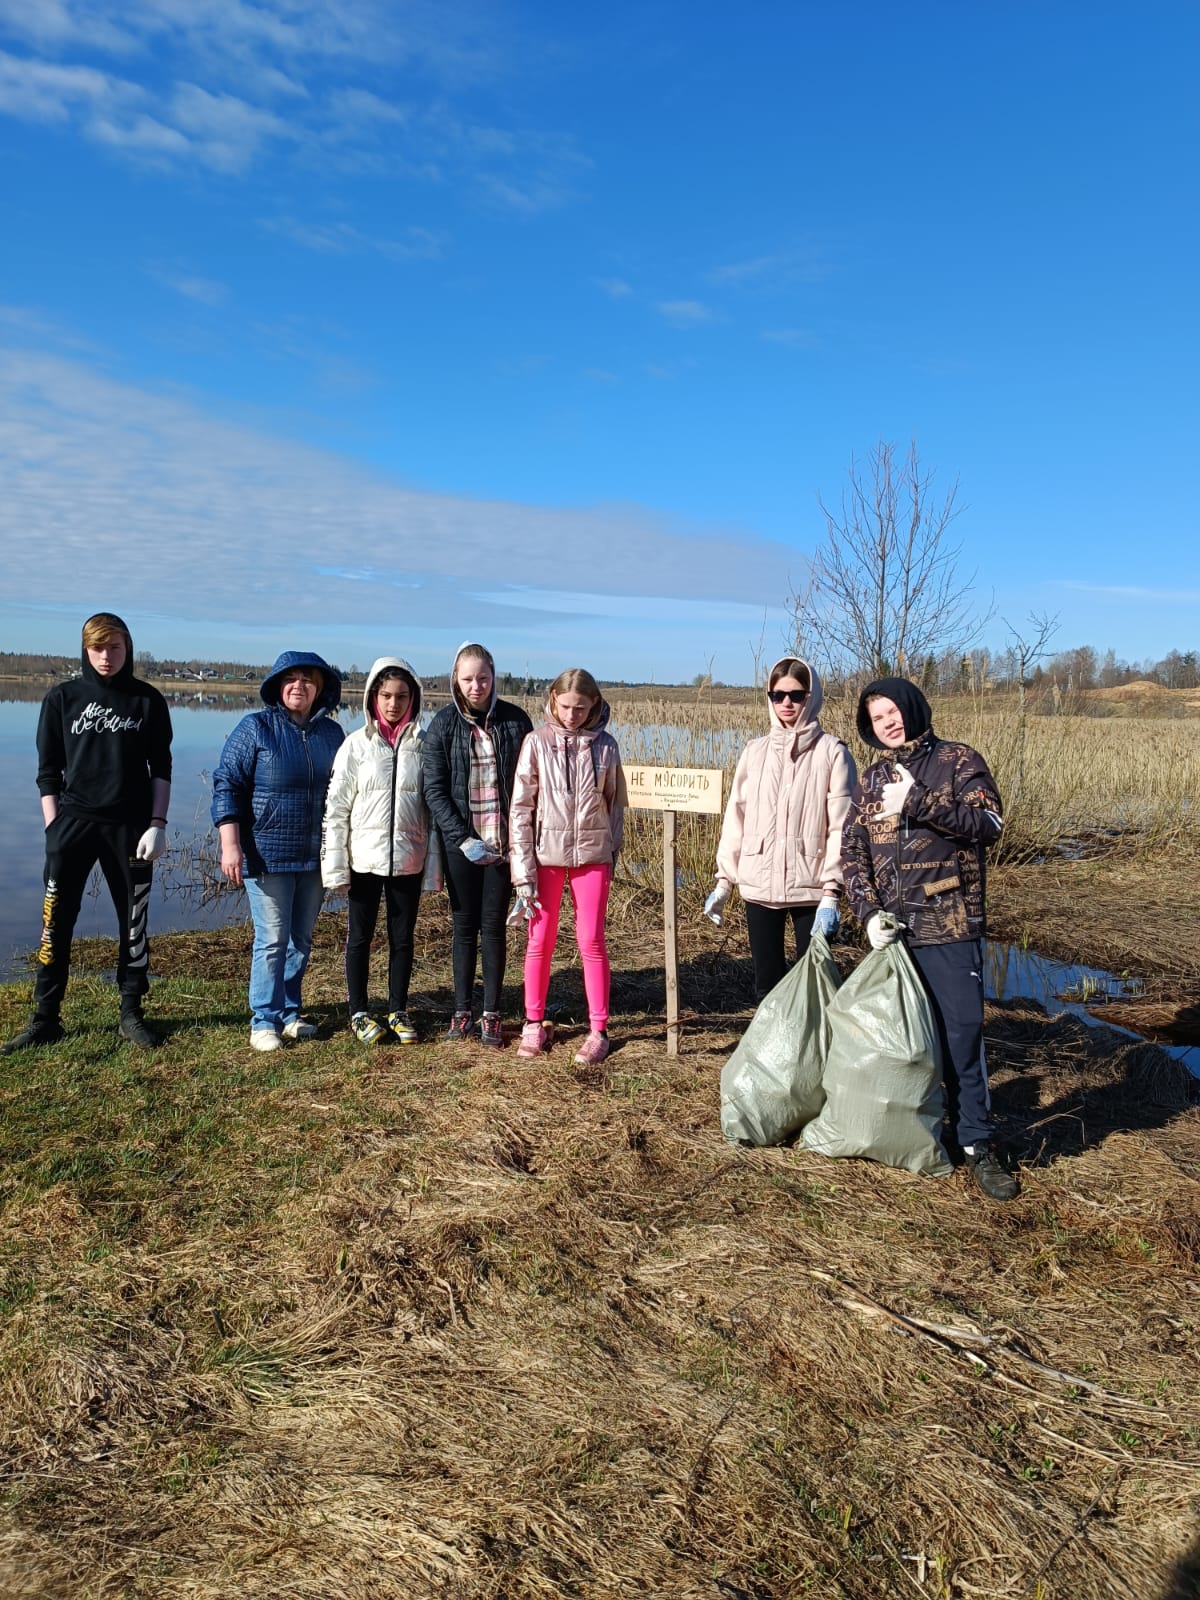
[321,657,430,884]
[714,657,856,908]
[509,701,627,888]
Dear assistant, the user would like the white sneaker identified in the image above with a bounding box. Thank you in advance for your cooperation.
[251,1029,283,1052]
[282,1017,318,1040]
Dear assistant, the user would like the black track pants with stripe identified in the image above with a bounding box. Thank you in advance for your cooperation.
[32,812,152,1018]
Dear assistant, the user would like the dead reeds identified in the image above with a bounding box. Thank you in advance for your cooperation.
[1,919,1198,1598]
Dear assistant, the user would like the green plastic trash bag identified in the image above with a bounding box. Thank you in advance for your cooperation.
[720,931,842,1146]
[801,930,952,1176]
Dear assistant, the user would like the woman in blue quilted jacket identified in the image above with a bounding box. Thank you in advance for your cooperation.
[212,652,344,1051]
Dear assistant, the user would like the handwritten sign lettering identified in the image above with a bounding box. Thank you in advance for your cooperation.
[624,765,723,816]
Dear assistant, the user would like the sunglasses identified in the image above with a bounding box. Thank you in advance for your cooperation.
[769,688,807,704]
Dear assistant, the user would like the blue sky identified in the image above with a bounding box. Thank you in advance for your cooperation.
[0,1,1196,682]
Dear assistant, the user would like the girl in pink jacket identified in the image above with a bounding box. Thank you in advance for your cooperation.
[509,668,627,1065]
[708,656,856,999]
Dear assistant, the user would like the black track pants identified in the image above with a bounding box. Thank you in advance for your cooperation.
[32,812,152,1018]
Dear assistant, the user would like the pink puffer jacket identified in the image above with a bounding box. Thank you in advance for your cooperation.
[715,658,856,908]
[509,702,627,887]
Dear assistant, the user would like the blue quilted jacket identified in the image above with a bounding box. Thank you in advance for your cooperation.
[211,652,345,876]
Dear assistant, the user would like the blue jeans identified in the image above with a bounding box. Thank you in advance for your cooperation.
[244,870,325,1033]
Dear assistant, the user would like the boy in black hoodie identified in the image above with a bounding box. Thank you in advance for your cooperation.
[3,613,174,1053]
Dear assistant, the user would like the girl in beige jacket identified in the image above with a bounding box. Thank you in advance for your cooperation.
[708,656,856,998]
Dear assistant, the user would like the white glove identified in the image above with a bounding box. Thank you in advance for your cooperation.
[507,887,542,925]
[461,837,504,866]
[878,762,915,818]
[135,825,168,862]
[703,881,732,926]
[813,896,839,939]
[866,911,904,949]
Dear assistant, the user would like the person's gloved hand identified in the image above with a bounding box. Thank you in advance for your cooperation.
[703,881,732,926]
[879,762,915,818]
[866,911,904,949]
[506,886,542,926]
[813,896,839,939]
[135,825,168,862]
[461,837,503,866]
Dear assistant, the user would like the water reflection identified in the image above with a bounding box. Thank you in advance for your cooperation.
[0,701,251,978]
[987,942,1200,1077]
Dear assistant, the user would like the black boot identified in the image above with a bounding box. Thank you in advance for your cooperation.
[118,1007,161,1049]
[964,1142,1020,1202]
[1,1015,65,1055]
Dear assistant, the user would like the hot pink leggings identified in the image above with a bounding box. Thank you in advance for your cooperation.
[524,863,612,1030]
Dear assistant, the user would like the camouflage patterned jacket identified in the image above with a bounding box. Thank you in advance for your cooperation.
[841,733,1003,947]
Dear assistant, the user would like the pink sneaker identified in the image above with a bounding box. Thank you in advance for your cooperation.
[517,1019,554,1059]
[573,1031,611,1066]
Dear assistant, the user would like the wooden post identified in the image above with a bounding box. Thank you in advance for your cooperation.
[621,764,722,1056]
[662,808,679,1056]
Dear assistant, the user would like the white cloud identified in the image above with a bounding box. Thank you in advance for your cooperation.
[261,216,444,260]
[595,276,632,298]
[152,271,230,306]
[0,48,122,122]
[0,2,570,203]
[0,345,794,651]
[657,299,713,327]
[710,247,828,287]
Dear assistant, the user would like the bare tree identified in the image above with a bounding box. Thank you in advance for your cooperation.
[1002,610,1059,808]
[790,439,989,680]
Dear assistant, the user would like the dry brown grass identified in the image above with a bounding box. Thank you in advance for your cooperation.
[2,903,1199,1599]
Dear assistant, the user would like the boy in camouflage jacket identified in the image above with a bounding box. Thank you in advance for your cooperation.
[842,676,1018,1201]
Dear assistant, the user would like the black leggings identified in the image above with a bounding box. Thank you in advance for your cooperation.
[34,811,152,1018]
[743,901,818,1001]
[345,871,422,1014]
[439,841,511,1014]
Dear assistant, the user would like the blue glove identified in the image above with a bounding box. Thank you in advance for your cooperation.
[813,896,839,939]
[461,837,503,866]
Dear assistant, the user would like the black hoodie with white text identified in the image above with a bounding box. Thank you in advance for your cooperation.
[35,645,173,825]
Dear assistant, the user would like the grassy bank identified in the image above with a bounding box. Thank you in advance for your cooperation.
[2,903,1198,1599]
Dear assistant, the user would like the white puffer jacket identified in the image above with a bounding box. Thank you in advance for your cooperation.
[715,657,856,908]
[321,657,431,885]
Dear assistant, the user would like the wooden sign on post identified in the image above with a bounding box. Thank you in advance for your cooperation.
[625,765,723,1055]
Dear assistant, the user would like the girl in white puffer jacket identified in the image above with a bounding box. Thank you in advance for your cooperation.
[322,658,431,1044]
[709,656,856,1000]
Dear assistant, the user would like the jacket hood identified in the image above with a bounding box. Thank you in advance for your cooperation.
[363,656,423,734]
[856,676,933,749]
[80,611,136,690]
[766,655,824,734]
[450,640,498,723]
[260,650,342,715]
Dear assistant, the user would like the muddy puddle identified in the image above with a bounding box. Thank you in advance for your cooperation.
[987,943,1200,1076]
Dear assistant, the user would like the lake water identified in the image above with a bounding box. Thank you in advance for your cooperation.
[0,698,252,978]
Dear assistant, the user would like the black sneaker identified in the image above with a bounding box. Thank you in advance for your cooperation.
[964,1143,1020,1202]
[1,1016,65,1055]
[442,1010,473,1043]
[118,1010,162,1049]
[479,1012,504,1049]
